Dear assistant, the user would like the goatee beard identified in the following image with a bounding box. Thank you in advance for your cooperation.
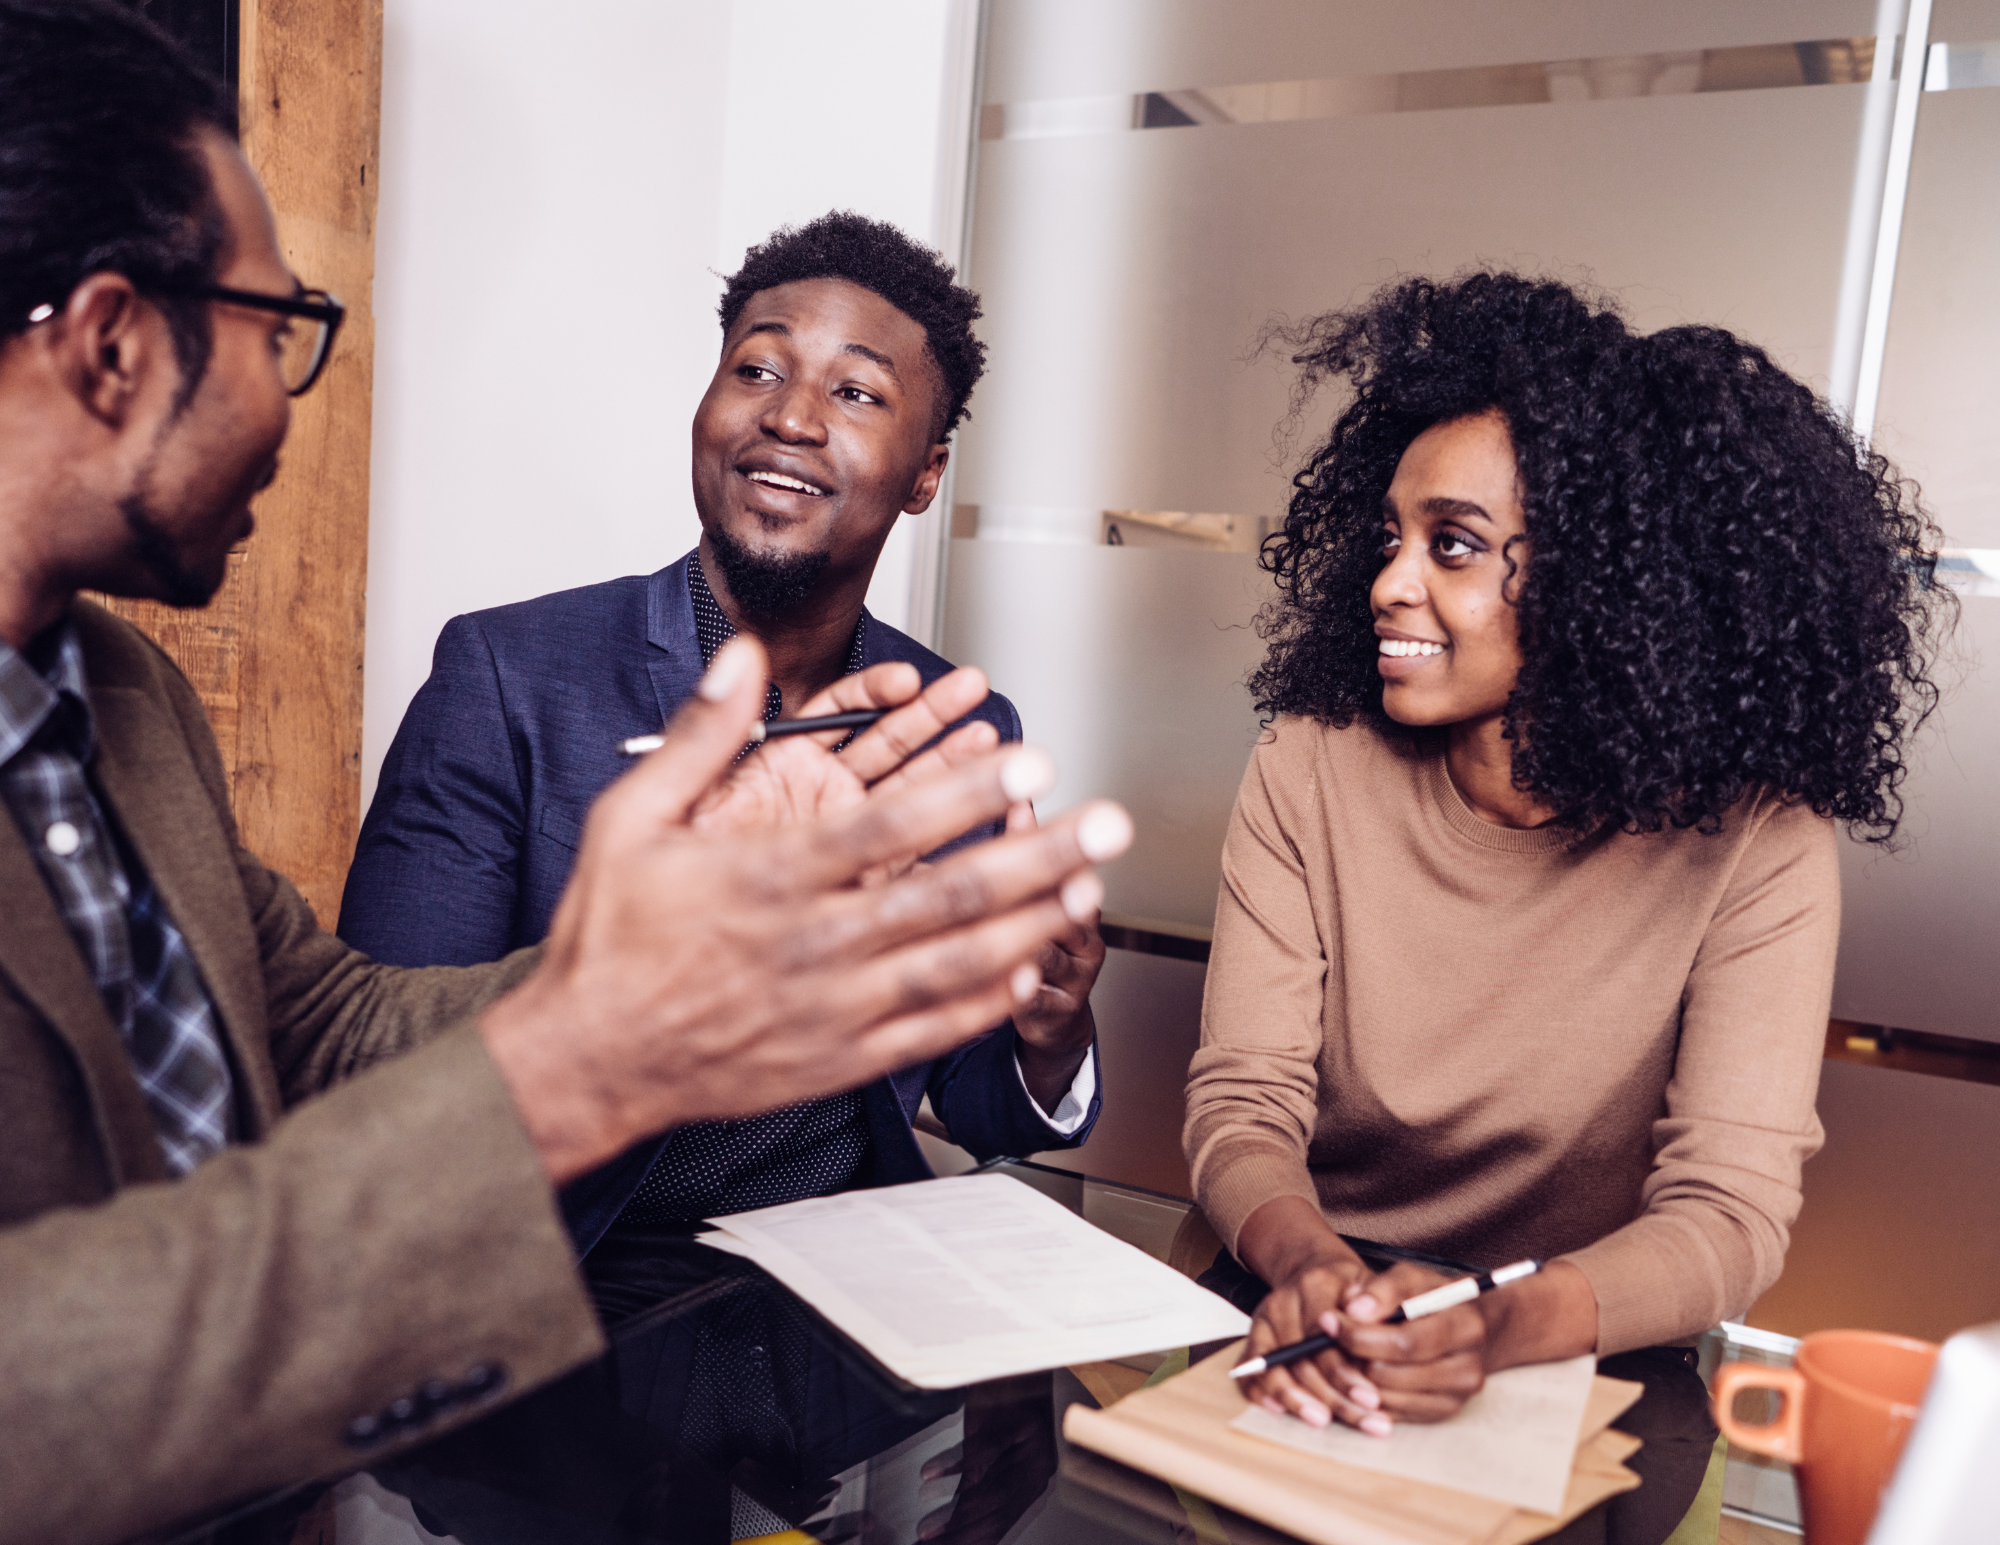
[120,493,223,608]
[705,524,833,623]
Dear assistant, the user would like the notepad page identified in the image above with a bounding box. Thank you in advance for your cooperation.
[700,1174,1250,1389]
[1229,1353,1599,1515]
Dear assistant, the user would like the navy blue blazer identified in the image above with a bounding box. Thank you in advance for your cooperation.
[339,553,1098,1253]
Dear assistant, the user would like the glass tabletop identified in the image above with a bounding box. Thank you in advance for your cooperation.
[189,1161,1313,1545]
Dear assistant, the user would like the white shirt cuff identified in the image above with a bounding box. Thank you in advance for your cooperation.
[1014,1039,1098,1138]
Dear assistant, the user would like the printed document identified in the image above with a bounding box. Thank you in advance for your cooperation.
[700,1174,1251,1389]
[1230,1352,1599,1514]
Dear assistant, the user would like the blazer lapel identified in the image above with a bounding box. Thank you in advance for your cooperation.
[0,820,168,1185]
[88,683,280,1137]
[644,555,704,731]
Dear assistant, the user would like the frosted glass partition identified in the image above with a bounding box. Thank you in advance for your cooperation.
[1872,1,2000,547]
[1834,0,2000,1043]
[982,1,1878,104]
[958,82,1873,530]
[942,541,1269,929]
[1833,598,2000,1043]
[951,0,2000,1043]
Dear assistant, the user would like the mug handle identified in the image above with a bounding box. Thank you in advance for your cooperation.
[1712,1361,1806,1463]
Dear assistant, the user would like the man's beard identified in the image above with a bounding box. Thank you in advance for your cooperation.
[706,523,833,623]
[120,491,225,609]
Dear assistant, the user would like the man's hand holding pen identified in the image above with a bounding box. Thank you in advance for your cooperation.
[478,635,1132,1187]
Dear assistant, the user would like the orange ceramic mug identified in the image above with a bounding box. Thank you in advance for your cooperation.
[1713,1330,1939,1545]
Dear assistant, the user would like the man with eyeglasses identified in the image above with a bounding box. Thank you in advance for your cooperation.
[0,5,1127,1541]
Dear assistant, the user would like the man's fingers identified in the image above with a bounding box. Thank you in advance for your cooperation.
[799,743,1077,887]
[837,666,992,785]
[839,800,1131,961]
[600,636,769,831]
[841,956,1049,1081]
[860,720,1001,809]
[794,660,925,721]
[815,893,1074,1035]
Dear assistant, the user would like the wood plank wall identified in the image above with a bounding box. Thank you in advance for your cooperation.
[95,0,382,927]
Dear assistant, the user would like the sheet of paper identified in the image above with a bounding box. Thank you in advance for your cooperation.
[699,1173,1250,1389]
[1229,1353,1599,1515]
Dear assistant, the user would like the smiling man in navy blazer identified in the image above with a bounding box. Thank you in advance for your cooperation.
[339,213,1103,1255]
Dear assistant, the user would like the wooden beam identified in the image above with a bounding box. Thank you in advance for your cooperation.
[97,0,381,928]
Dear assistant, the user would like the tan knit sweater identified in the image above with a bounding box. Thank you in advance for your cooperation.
[1184,716,1838,1355]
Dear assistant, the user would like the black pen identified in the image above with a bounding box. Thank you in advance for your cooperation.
[1228,1260,1541,1380]
[620,708,886,755]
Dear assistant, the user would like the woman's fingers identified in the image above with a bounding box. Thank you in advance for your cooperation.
[1363,1351,1488,1423]
[1243,1272,1393,1433]
[1341,1297,1487,1368]
[1331,1266,1491,1426]
[1250,1359,1386,1434]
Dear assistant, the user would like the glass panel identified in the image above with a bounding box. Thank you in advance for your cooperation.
[1873,67,2000,545]
[984,0,1880,103]
[954,3,1890,932]
[1834,13,2000,1042]
[942,541,1266,930]
[960,84,1872,530]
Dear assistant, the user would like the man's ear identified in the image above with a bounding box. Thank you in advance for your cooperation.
[51,273,159,427]
[902,443,951,515]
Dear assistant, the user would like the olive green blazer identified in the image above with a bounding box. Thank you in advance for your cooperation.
[0,604,604,1545]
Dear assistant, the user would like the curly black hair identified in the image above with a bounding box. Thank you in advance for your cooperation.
[718,210,987,442]
[1250,272,1951,841]
[0,0,236,388]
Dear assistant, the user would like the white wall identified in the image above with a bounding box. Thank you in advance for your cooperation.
[364,0,978,807]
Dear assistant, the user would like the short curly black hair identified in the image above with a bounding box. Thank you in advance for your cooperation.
[1250,271,1951,842]
[718,210,986,441]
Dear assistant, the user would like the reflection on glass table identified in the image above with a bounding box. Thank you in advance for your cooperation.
[173,1161,1787,1545]
[164,1161,1269,1545]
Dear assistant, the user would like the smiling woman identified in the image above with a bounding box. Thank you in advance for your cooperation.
[1183,273,1952,1545]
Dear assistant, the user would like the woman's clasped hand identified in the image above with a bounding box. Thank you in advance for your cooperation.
[1242,1260,1482,1436]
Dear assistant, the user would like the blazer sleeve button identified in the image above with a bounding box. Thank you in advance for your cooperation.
[418,1378,456,1413]
[385,1395,421,1429]
[343,1413,384,1448]
[460,1362,505,1398]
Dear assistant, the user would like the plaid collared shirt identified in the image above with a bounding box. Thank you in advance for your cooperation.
[0,620,233,1175]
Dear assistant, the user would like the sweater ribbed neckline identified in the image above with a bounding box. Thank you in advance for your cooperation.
[1423,749,1577,854]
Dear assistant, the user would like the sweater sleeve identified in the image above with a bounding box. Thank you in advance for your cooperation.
[1183,726,1328,1253]
[1561,796,1838,1353]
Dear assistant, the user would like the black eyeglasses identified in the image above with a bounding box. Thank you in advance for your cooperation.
[157,284,347,397]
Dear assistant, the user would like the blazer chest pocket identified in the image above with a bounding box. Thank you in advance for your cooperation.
[537,802,587,854]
